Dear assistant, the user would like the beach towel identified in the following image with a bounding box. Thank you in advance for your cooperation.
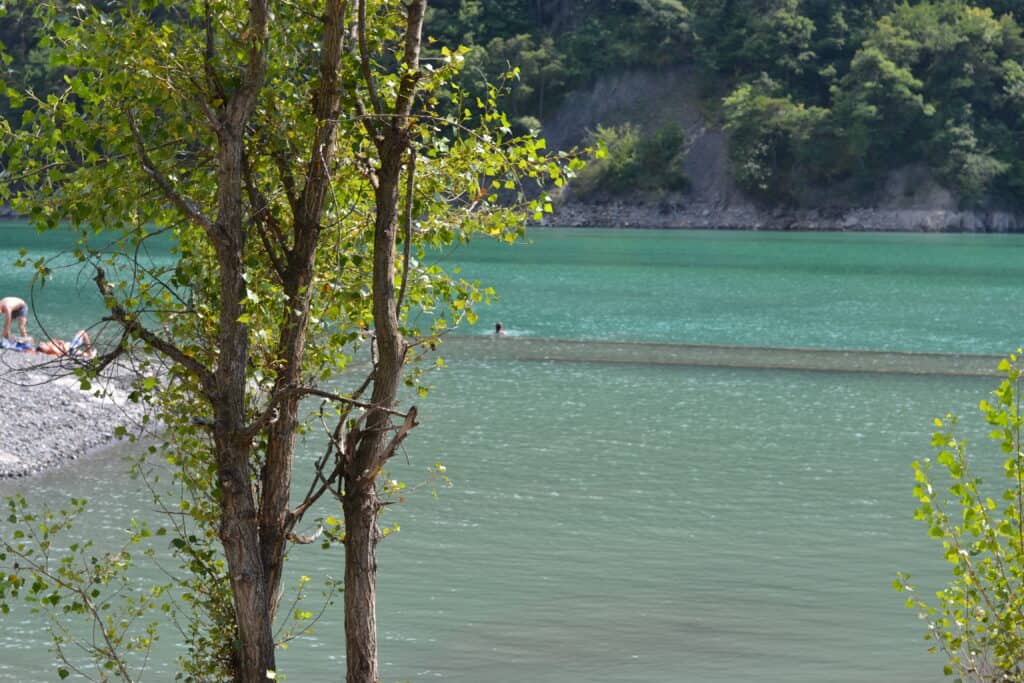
[1,337,33,351]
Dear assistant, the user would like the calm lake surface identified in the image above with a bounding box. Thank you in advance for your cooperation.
[2,223,1023,681]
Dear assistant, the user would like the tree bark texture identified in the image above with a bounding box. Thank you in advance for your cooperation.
[208,2,276,680]
[343,136,406,683]
[343,4,426,680]
[259,0,350,619]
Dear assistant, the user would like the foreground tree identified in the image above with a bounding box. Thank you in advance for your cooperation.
[897,351,1024,680]
[0,1,573,680]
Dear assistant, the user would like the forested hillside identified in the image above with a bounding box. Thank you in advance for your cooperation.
[3,1,1024,211]
[424,0,1024,210]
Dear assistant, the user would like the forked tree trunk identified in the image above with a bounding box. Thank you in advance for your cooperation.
[343,134,408,682]
[342,0,426,677]
[212,127,277,680]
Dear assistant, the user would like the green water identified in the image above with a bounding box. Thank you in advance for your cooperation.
[1,223,1023,681]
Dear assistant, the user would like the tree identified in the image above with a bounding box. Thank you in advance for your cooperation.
[738,0,816,88]
[722,76,827,199]
[572,122,688,198]
[897,351,1024,680]
[0,1,572,681]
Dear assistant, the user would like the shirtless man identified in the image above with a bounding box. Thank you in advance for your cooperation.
[0,297,28,340]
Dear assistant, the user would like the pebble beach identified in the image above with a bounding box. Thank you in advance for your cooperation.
[0,351,150,477]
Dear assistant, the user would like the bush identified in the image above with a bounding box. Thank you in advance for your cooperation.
[571,122,688,198]
[896,350,1024,680]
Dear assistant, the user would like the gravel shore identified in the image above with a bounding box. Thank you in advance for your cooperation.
[0,351,151,478]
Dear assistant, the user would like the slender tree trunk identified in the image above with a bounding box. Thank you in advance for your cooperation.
[342,477,383,682]
[259,0,348,615]
[203,0,275,665]
[343,3,424,679]
[213,124,277,681]
[344,138,407,683]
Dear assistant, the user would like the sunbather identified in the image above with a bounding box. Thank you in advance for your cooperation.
[36,330,95,359]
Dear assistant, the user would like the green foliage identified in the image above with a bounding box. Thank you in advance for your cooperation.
[827,2,1024,199]
[426,0,691,119]
[8,1,1024,204]
[0,494,168,680]
[708,1,1024,205]
[2,0,581,678]
[897,351,1024,680]
[934,118,1010,204]
[573,122,689,198]
[723,76,828,199]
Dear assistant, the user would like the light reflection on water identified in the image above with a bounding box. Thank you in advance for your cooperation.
[1,225,1021,681]
[0,340,995,682]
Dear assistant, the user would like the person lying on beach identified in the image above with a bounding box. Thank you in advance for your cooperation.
[0,296,29,340]
[36,330,95,359]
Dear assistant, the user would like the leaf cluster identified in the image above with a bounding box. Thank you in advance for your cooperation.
[572,122,689,200]
[897,351,1024,680]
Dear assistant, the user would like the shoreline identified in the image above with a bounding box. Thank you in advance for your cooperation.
[0,352,151,478]
[8,203,1024,233]
[542,202,1024,232]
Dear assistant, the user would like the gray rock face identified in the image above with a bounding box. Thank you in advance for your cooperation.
[542,66,1024,231]
[0,352,151,478]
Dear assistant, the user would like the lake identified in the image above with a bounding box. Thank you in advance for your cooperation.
[2,222,1023,681]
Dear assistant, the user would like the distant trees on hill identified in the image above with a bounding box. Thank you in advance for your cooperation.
[424,0,1024,207]
[4,1,1024,207]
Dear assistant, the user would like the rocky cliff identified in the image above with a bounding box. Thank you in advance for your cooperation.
[541,67,1024,232]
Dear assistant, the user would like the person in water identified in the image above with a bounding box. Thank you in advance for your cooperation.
[0,296,29,340]
[36,329,95,359]
[495,321,506,335]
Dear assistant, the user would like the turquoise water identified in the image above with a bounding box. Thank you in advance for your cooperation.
[0,220,175,341]
[436,229,1024,353]
[1,223,1023,681]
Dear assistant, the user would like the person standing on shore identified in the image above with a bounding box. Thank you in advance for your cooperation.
[0,296,28,340]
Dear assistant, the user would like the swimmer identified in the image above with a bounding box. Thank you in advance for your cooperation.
[495,321,506,335]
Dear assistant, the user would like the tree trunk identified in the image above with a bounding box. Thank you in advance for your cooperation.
[342,478,383,683]
[260,0,348,614]
[213,84,275,679]
[343,2,424,679]
[214,430,273,682]
[343,137,407,683]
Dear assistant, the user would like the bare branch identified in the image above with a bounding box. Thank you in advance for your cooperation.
[290,409,353,521]
[242,151,288,281]
[356,0,384,126]
[287,526,324,544]
[357,406,418,483]
[396,146,416,313]
[94,267,215,396]
[380,405,417,464]
[243,374,383,439]
[262,102,301,214]
[126,110,215,233]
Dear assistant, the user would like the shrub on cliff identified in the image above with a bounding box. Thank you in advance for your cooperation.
[571,122,689,200]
